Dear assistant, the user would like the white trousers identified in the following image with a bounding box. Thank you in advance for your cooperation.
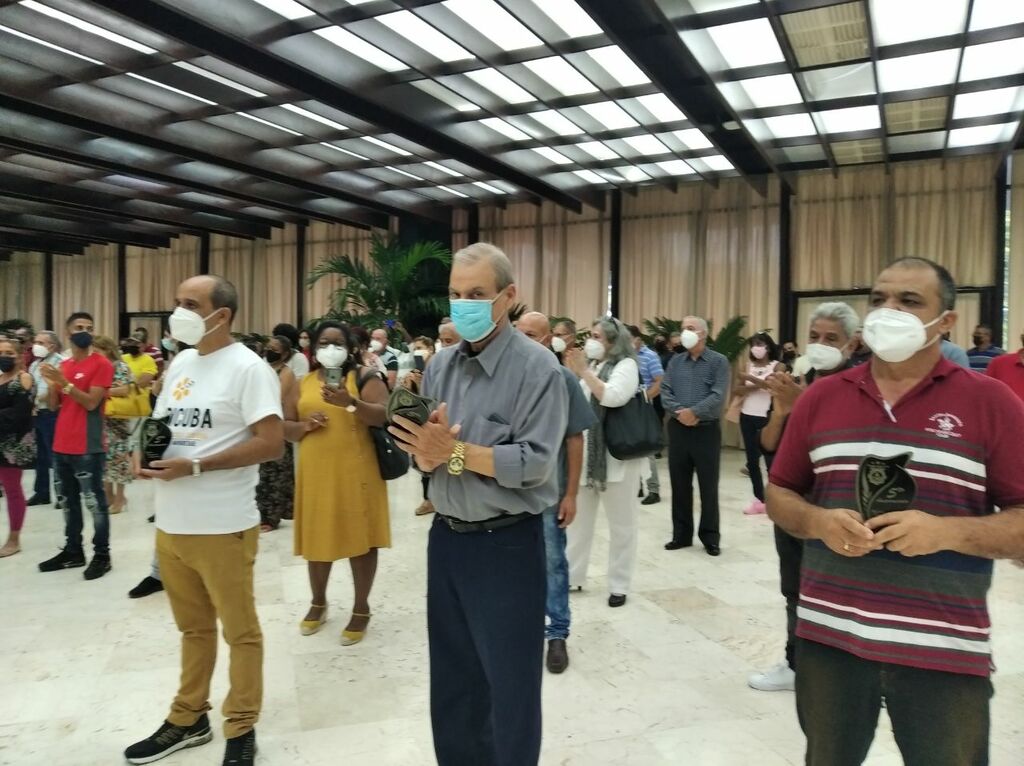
[567,461,641,596]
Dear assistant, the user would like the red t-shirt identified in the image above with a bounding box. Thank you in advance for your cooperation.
[770,358,1024,677]
[987,351,1024,403]
[53,353,115,455]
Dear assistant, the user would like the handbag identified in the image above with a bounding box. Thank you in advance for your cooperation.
[105,387,152,419]
[359,371,410,481]
[604,388,663,461]
[1,429,36,468]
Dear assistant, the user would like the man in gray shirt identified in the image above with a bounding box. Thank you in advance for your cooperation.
[661,315,731,556]
[389,243,567,766]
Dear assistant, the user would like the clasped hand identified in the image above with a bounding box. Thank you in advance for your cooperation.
[818,508,947,558]
[389,403,461,472]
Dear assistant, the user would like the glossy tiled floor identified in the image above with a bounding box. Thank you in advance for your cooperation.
[1,450,1022,765]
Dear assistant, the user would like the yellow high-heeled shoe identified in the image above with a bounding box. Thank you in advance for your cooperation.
[341,612,372,646]
[300,604,328,636]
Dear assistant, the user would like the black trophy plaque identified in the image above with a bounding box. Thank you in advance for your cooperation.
[140,416,172,468]
[856,452,917,520]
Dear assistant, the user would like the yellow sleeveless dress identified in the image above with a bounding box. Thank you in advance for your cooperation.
[293,369,391,562]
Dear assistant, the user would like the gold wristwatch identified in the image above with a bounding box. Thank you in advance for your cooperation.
[447,441,467,476]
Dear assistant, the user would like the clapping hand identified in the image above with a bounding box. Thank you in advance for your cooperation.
[765,371,803,413]
[563,347,586,375]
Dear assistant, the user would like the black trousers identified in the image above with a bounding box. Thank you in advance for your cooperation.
[796,639,992,766]
[773,524,803,669]
[739,412,768,501]
[427,514,546,766]
[667,420,721,546]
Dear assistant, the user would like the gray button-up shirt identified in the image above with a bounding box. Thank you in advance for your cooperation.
[421,323,568,521]
[661,347,731,423]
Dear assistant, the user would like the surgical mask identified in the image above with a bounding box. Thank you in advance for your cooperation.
[681,329,700,350]
[369,340,384,354]
[299,338,310,349]
[805,343,843,372]
[0,357,14,373]
[265,350,282,364]
[584,338,606,361]
[169,306,222,346]
[70,331,93,350]
[863,308,946,364]
[751,346,768,360]
[32,343,49,359]
[551,336,567,354]
[449,295,500,343]
[316,344,348,368]
[162,338,177,352]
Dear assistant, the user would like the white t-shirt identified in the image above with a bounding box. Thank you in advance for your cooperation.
[286,352,309,380]
[153,343,283,534]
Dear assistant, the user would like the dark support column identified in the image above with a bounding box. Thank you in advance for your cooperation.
[117,242,127,338]
[779,181,795,342]
[199,232,210,274]
[467,204,480,243]
[295,221,307,326]
[43,251,54,330]
[993,159,1008,348]
[609,189,622,317]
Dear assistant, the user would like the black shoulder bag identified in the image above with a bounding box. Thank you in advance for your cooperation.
[604,387,663,461]
[358,370,410,481]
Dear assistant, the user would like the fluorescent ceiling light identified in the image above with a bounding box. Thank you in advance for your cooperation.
[442,0,542,51]
[623,134,672,156]
[532,0,602,37]
[530,110,585,136]
[532,147,573,165]
[386,166,424,181]
[413,81,478,112]
[0,23,104,64]
[733,74,802,108]
[609,165,650,183]
[703,19,784,69]
[479,117,533,141]
[574,169,607,184]
[799,63,875,101]
[762,113,817,138]
[125,73,217,105]
[657,159,696,176]
[250,0,314,20]
[465,68,535,104]
[673,129,714,150]
[581,101,639,130]
[437,184,469,198]
[817,106,880,133]
[320,142,368,160]
[175,63,266,97]
[701,155,734,171]
[952,87,1024,119]
[576,141,619,161]
[877,50,960,92]
[523,57,598,97]
[869,0,968,46]
[473,181,507,194]
[887,131,947,153]
[281,104,348,131]
[959,38,1024,82]
[424,161,463,177]
[315,27,406,72]
[947,121,1017,147]
[969,0,1024,31]
[363,136,413,156]
[237,112,303,135]
[634,93,687,123]
[378,11,473,62]
[586,46,650,88]
[21,1,156,54]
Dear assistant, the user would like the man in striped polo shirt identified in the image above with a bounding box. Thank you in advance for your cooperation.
[768,257,1024,766]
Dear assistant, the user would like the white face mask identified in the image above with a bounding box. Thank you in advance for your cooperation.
[681,329,700,350]
[32,343,49,359]
[863,308,946,364]
[369,340,384,354]
[169,306,223,346]
[434,340,442,352]
[751,346,768,360]
[584,338,606,361]
[316,344,348,368]
[298,338,310,349]
[551,336,567,354]
[804,343,844,372]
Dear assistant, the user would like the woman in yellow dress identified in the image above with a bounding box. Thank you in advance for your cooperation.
[284,321,390,645]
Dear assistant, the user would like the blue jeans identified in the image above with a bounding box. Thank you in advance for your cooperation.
[542,506,570,640]
[55,452,109,556]
[33,410,58,499]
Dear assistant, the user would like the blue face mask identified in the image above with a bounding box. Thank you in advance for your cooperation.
[449,295,501,343]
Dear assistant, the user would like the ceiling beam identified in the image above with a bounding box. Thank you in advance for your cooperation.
[0,232,87,256]
[0,213,172,249]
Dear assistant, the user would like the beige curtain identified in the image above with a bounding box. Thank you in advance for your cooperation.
[52,244,118,338]
[0,251,46,329]
[452,208,469,253]
[303,221,383,325]
[1010,152,1024,344]
[125,235,199,313]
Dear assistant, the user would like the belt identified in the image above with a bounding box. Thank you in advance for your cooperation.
[438,513,532,534]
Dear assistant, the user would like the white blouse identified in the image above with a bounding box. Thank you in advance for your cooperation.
[580,356,641,485]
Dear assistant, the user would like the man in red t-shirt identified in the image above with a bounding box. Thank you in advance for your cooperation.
[38,311,114,580]
[986,332,1024,403]
[768,258,1024,766]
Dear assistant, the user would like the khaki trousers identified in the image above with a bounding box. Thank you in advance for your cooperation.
[156,526,262,739]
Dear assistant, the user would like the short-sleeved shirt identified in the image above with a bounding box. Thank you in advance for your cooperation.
[968,346,1004,372]
[152,343,283,534]
[122,351,158,384]
[770,358,1024,677]
[940,339,970,369]
[635,345,664,389]
[987,351,1024,403]
[142,343,163,369]
[53,353,114,455]
[557,365,598,497]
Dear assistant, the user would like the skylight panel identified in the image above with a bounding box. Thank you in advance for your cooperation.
[386,166,424,181]
[586,46,650,88]
[532,147,573,165]
[175,63,267,98]
[576,142,619,161]
[424,161,463,177]
[250,0,314,20]
[237,113,303,135]
[762,113,817,138]
[437,185,469,198]
[701,155,734,171]
[952,87,1024,120]
[574,169,607,184]
[21,1,156,54]
[473,181,507,194]
[530,110,585,136]
[581,101,639,130]
[523,57,598,97]
[969,0,1024,31]
[733,74,803,109]
[0,23,104,64]
[378,11,473,63]
[877,50,960,92]
[673,129,714,150]
[869,0,968,46]
[320,142,368,160]
[623,134,672,156]
[315,27,406,72]
[657,159,696,176]
[634,94,687,123]
[413,81,479,112]
[465,69,535,104]
[959,38,1024,82]
[443,0,542,51]
[817,106,880,133]
[281,104,348,131]
[479,117,533,141]
[947,122,1017,147]
[703,19,784,69]
[532,1,602,37]
[125,73,217,105]
[609,166,650,183]
[363,136,413,156]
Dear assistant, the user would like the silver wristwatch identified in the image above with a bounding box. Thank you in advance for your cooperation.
[191,458,202,477]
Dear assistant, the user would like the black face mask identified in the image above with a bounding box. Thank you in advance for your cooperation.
[70,331,93,349]
[122,345,140,356]
[0,357,15,373]
[265,350,282,364]
[673,345,684,354]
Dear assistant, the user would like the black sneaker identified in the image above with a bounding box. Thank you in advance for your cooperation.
[38,547,85,572]
[125,715,212,764]
[83,555,112,580]
[223,729,257,766]
[27,494,51,506]
[641,493,661,505]
[129,576,165,599]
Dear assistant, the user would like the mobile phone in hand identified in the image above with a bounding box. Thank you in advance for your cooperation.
[325,367,343,389]
[414,354,426,372]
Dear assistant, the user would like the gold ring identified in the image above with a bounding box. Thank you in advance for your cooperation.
[843,543,851,552]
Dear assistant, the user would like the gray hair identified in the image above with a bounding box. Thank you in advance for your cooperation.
[683,316,709,335]
[593,317,637,365]
[39,330,62,352]
[207,274,238,321]
[809,301,859,340]
[453,242,515,290]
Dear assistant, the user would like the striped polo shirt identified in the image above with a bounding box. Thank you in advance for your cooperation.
[770,358,1024,677]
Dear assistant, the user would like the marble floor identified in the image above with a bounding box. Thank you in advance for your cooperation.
[1,449,1022,766]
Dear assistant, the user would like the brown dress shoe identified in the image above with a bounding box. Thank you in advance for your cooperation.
[546,639,569,674]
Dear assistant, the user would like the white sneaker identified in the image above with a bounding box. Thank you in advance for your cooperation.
[748,661,796,692]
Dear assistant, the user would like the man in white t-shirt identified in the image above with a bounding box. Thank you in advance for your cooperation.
[124,276,283,766]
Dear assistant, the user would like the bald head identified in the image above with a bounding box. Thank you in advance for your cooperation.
[178,274,238,325]
[518,311,553,348]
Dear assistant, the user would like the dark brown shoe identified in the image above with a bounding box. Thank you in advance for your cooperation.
[546,639,569,674]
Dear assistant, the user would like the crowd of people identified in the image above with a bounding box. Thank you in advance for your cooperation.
[1,245,1023,766]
